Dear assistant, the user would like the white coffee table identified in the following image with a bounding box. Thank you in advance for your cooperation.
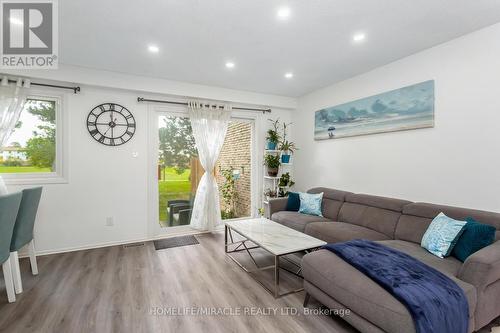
[224,217,326,298]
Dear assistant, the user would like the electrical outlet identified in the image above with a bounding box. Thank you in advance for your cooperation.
[105,217,114,226]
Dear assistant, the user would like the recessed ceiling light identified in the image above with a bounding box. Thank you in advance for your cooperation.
[277,6,291,20]
[225,61,235,69]
[352,33,366,42]
[284,72,293,79]
[148,45,159,53]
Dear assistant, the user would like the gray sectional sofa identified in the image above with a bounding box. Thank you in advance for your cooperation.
[269,187,500,333]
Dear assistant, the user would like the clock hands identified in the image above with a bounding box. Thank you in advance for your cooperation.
[95,123,128,126]
[103,117,118,136]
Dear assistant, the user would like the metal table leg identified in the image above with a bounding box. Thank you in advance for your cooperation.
[224,225,306,298]
[274,255,280,298]
[224,225,228,253]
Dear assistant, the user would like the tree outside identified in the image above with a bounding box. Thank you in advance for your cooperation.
[159,116,197,175]
[158,116,197,223]
[0,99,56,173]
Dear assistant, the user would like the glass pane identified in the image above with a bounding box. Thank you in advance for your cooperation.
[0,99,56,173]
[158,115,198,227]
[217,120,252,220]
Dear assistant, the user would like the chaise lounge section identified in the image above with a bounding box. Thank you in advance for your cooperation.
[269,188,500,333]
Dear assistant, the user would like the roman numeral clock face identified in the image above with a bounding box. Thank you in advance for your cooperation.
[87,103,136,146]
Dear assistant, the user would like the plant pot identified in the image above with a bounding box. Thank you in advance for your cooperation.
[281,154,291,164]
[267,167,278,177]
[266,141,277,150]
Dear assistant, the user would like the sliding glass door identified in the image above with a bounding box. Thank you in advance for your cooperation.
[148,106,256,236]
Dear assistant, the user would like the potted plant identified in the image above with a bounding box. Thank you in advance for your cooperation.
[279,122,298,163]
[257,207,265,217]
[278,172,295,197]
[219,166,238,220]
[264,188,277,201]
[264,154,280,176]
[266,118,280,150]
[279,140,297,164]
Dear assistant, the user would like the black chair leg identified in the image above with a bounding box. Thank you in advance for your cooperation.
[303,292,311,308]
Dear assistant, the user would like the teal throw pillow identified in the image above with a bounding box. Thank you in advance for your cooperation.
[421,212,467,258]
[285,192,300,212]
[451,217,496,262]
[299,192,323,216]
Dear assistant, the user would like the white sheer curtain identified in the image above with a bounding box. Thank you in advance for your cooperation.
[0,77,29,194]
[188,101,231,232]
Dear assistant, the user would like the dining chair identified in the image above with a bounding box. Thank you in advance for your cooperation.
[0,192,23,303]
[9,187,42,294]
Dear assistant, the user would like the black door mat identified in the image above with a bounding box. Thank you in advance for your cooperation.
[154,235,199,250]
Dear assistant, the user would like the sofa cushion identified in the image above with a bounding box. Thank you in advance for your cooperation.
[346,193,412,212]
[379,240,463,276]
[394,214,433,244]
[305,222,390,243]
[337,193,410,239]
[271,211,331,232]
[397,202,500,244]
[307,187,352,220]
[302,248,477,333]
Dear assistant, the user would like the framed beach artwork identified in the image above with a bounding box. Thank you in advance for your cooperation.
[314,80,435,140]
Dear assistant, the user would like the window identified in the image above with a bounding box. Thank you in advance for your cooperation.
[1,94,66,184]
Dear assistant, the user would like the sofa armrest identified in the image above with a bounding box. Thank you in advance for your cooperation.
[458,240,500,289]
[268,198,288,217]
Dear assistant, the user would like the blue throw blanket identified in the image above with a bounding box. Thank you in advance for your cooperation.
[323,240,468,333]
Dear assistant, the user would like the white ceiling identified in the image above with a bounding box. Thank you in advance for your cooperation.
[60,0,500,97]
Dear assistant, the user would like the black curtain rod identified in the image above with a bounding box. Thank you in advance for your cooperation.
[5,78,80,94]
[137,97,271,113]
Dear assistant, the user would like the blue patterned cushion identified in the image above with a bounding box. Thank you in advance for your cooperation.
[452,217,496,262]
[299,192,323,216]
[421,213,467,258]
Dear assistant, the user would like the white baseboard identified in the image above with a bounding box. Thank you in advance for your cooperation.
[19,228,220,258]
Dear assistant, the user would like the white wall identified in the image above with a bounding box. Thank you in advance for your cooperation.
[4,68,294,254]
[294,23,500,213]
[3,64,297,110]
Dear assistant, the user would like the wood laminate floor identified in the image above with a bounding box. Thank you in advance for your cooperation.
[0,232,358,333]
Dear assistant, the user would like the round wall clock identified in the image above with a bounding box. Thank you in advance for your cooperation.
[86,103,136,146]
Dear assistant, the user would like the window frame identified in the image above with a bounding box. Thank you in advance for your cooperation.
[1,90,68,185]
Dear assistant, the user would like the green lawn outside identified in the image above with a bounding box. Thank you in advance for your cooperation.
[159,167,191,181]
[158,167,192,222]
[0,166,52,173]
